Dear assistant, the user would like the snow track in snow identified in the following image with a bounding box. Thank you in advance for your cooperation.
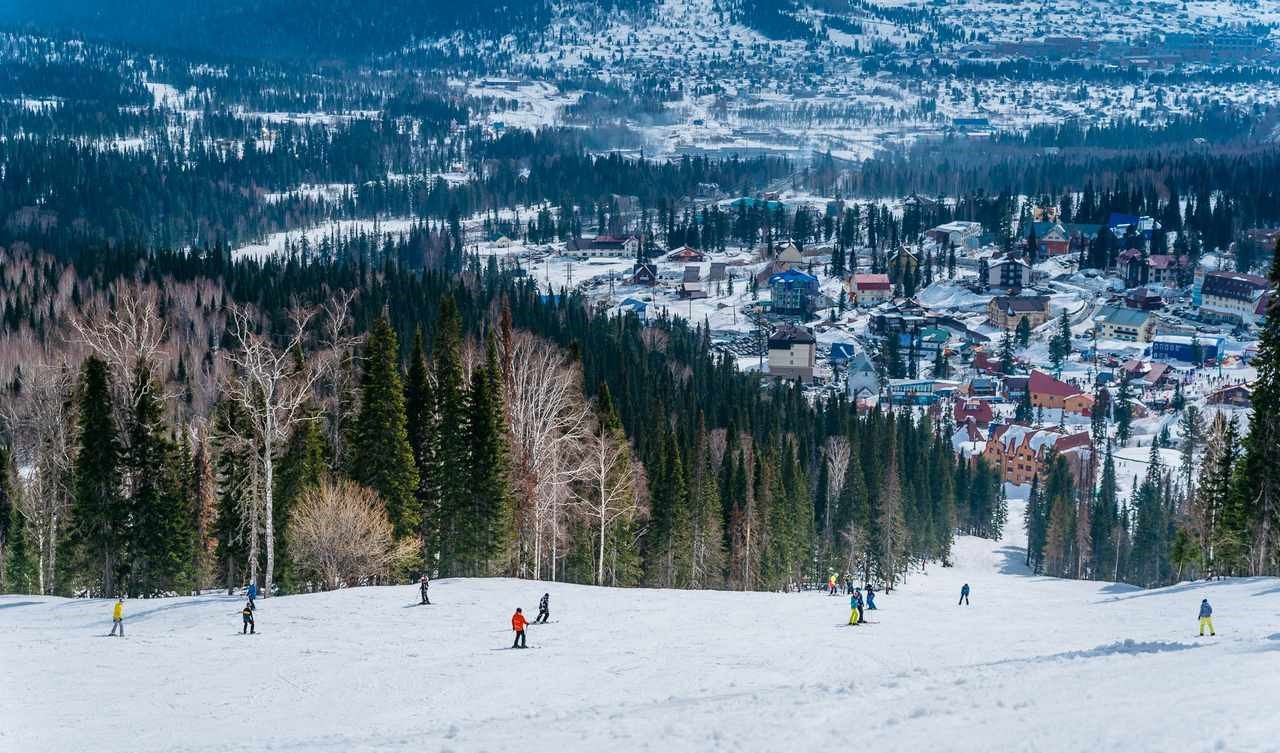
[4,502,1279,753]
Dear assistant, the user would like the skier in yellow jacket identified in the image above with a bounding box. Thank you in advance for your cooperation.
[109,598,124,636]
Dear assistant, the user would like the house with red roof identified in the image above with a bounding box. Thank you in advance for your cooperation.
[1028,369,1083,411]
[983,424,1092,486]
[846,273,892,307]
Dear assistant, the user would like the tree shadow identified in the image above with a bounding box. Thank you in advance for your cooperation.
[1103,577,1269,603]
[997,545,1034,576]
[1252,583,1280,598]
[0,600,41,610]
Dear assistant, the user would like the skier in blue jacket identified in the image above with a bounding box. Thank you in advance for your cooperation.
[958,583,970,606]
[1198,599,1215,636]
[864,585,877,610]
[247,581,258,609]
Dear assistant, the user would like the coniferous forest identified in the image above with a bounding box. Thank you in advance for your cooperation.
[0,239,1003,598]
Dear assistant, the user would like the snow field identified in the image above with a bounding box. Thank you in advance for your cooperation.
[3,501,1279,753]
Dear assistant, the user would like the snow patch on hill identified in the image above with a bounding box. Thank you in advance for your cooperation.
[4,501,1279,753]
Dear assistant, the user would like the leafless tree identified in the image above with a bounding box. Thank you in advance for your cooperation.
[222,303,323,598]
[71,283,170,416]
[3,360,76,594]
[571,424,641,585]
[503,333,591,578]
[288,479,415,590]
[315,290,362,466]
[823,437,851,541]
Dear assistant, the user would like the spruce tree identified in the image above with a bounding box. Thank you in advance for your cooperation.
[465,335,515,574]
[1015,316,1031,347]
[351,314,420,540]
[125,363,194,596]
[430,297,471,574]
[61,356,125,596]
[404,327,435,565]
[212,399,253,592]
[1237,242,1280,574]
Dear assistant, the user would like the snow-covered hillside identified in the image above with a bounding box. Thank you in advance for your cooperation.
[4,503,1278,753]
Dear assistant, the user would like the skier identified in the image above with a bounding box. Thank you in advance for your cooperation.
[242,601,256,635]
[247,581,258,609]
[1198,599,1216,636]
[864,584,877,610]
[847,591,861,626]
[854,587,866,623]
[958,583,970,606]
[419,575,431,605]
[108,597,124,637]
[828,574,838,596]
[534,593,549,624]
[844,576,853,595]
[511,607,529,648]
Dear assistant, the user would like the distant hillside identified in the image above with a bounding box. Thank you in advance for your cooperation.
[0,0,616,60]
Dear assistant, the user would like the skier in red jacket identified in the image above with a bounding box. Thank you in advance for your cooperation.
[511,607,529,649]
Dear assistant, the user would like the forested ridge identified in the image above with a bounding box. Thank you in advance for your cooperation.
[0,240,1005,597]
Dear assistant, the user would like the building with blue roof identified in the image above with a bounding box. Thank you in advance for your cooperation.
[769,269,820,317]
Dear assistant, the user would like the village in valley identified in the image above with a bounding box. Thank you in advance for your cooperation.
[472,191,1265,500]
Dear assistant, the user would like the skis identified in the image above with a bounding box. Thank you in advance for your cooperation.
[490,646,541,651]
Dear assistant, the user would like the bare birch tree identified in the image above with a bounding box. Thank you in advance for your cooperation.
[571,424,640,585]
[504,333,591,577]
[3,361,76,594]
[222,304,322,598]
[823,437,851,541]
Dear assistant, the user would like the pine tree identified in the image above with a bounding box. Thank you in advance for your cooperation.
[212,399,253,592]
[1114,374,1134,445]
[1092,441,1119,578]
[60,356,126,596]
[3,452,35,594]
[1015,316,1031,347]
[876,440,907,589]
[465,335,515,574]
[124,363,194,597]
[1025,474,1045,571]
[1049,310,1072,376]
[999,328,1016,374]
[350,314,420,540]
[1237,242,1280,575]
[404,327,435,568]
[1129,443,1169,586]
[0,443,11,588]
[430,297,471,574]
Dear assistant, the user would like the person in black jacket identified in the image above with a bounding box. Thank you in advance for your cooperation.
[534,593,550,624]
[419,575,431,605]
[242,601,256,634]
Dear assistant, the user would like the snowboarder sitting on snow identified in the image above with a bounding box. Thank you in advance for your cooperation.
[419,575,431,605]
[1198,599,1215,636]
[848,592,861,626]
[109,597,124,637]
[512,607,529,648]
[247,581,258,609]
[958,583,970,606]
[535,593,549,624]
[864,585,877,610]
[242,601,255,635]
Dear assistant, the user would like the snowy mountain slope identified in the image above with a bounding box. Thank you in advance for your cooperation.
[4,502,1278,753]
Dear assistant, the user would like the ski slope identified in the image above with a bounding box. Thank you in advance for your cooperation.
[4,503,1279,753]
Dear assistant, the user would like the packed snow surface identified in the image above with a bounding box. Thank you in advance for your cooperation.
[4,503,1279,753]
